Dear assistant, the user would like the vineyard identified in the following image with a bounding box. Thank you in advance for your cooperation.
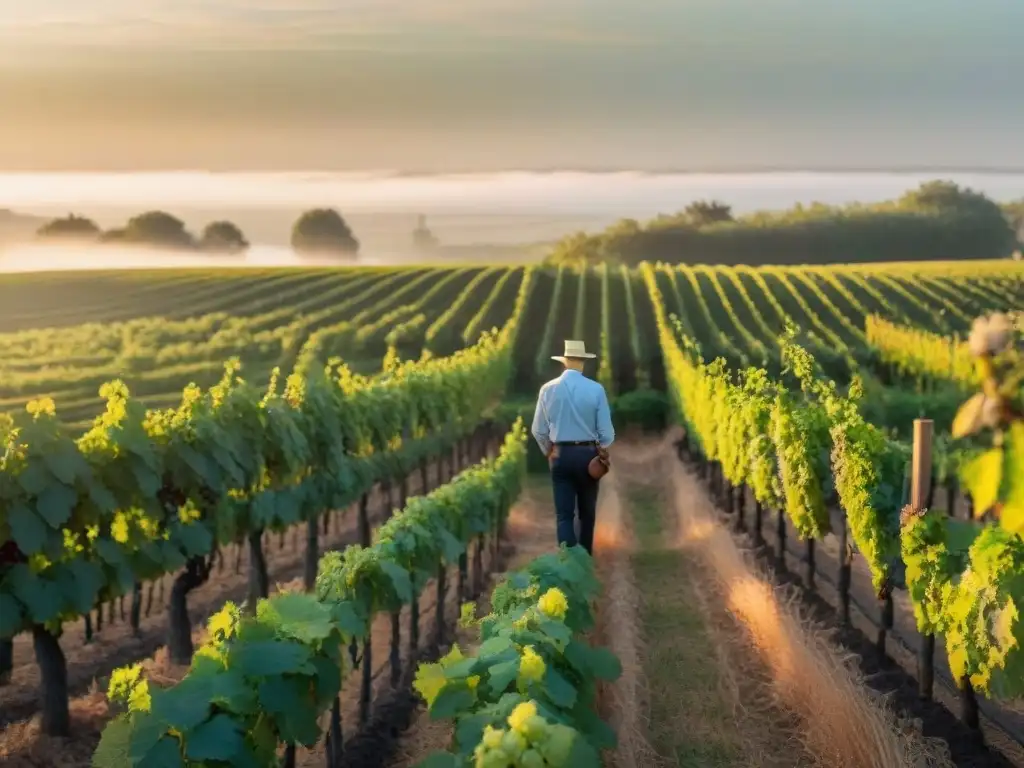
[0,257,1022,767]
[0,261,1020,431]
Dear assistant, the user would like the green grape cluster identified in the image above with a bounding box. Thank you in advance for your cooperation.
[414,547,617,768]
[471,701,586,767]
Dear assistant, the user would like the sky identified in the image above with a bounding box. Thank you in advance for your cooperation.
[0,0,1023,172]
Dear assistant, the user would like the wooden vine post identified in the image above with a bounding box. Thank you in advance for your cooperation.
[912,419,935,701]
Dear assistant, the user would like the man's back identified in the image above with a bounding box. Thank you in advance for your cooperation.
[531,369,614,455]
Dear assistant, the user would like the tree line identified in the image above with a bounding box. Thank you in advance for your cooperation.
[35,209,360,256]
[548,181,1023,267]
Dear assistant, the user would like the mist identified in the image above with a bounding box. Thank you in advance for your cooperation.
[0,242,404,274]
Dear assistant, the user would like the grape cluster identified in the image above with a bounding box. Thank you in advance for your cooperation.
[472,702,577,768]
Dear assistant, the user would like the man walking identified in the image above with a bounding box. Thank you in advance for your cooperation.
[530,340,615,555]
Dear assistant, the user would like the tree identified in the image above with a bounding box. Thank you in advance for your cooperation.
[684,200,734,227]
[412,214,438,250]
[291,209,359,255]
[36,214,101,241]
[120,211,195,250]
[1003,199,1024,243]
[199,221,249,253]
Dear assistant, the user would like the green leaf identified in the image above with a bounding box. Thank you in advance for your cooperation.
[207,668,258,715]
[585,647,622,681]
[8,503,48,556]
[9,566,62,625]
[415,752,463,768]
[332,600,366,639]
[0,593,25,638]
[309,654,343,706]
[564,731,602,767]
[175,523,212,559]
[36,482,77,528]
[485,658,520,694]
[184,714,245,761]
[55,560,104,616]
[149,683,212,732]
[136,735,185,768]
[436,529,465,562]
[44,445,86,485]
[257,593,334,645]
[380,560,414,603]
[543,666,577,708]
[429,684,476,720]
[91,714,132,768]
[228,640,313,678]
[127,712,168,763]
[257,676,322,746]
[960,449,1003,517]
[477,636,514,658]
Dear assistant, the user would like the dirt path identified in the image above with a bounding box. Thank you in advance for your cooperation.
[605,438,812,768]
[640,433,956,768]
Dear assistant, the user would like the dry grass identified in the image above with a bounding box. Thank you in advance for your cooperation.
[665,452,954,768]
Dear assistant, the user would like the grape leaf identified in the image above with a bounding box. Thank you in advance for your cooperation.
[0,593,25,639]
[149,682,213,732]
[256,676,322,745]
[36,482,77,528]
[228,640,314,677]
[415,753,462,768]
[380,560,414,603]
[54,560,104,615]
[175,523,212,559]
[257,592,334,645]
[429,684,476,719]
[8,503,48,555]
[135,734,185,768]
[543,666,577,708]
[484,658,520,694]
[960,449,1003,517]
[184,714,245,761]
[9,566,62,624]
[91,715,133,768]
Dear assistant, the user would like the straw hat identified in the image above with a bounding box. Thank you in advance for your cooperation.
[552,339,597,362]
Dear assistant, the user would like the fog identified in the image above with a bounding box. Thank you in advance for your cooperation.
[2,171,1022,261]
[0,242,414,274]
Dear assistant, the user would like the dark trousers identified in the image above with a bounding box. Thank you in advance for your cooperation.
[550,445,600,554]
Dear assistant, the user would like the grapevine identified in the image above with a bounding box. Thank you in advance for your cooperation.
[93,421,529,767]
[413,545,618,768]
[900,311,1024,696]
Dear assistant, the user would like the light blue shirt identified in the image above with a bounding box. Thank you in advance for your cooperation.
[531,369,615,456]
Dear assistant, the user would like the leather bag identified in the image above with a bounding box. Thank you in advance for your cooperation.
[588,447,610,480]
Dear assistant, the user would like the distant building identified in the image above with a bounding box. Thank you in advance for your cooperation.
[412,214,439,250]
